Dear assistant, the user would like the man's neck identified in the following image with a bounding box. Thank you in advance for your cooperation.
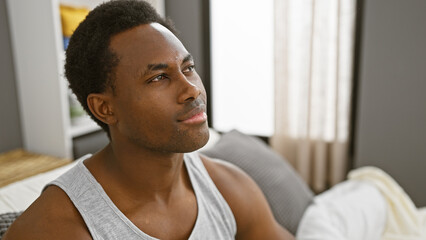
[85,143,190,204]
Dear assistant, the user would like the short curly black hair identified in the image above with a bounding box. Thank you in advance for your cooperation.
[65,0,176,136]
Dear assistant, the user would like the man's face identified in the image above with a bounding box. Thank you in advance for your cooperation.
[107,23,209,153]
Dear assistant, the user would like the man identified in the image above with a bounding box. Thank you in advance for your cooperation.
[4,1,293,239]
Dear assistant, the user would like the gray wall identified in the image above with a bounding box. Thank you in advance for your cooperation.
[0,0,23,152]
[355,0,426,207]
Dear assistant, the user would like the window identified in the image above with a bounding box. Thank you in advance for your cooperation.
[210,0,274,136]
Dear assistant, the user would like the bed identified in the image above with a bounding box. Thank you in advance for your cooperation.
[1,129,425,239]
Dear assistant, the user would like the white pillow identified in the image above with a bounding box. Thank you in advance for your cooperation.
[296,179,387,240]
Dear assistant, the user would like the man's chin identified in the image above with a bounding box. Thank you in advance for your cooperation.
[177,126,210,153]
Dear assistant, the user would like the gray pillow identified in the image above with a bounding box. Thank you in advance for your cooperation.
[201,130,313,234]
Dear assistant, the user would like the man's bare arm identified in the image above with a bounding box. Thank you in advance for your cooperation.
[200,155,295,240]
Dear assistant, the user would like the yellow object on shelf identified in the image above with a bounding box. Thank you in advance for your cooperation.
[60,4,90,37]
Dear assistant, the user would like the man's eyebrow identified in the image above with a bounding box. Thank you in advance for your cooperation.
[140,63,168,78]
[147,63,169,72]
[182,54,193,64]
[141,54,193,78]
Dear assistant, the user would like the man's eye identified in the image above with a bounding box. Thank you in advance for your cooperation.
[183,65,195,73]
[149,74,167,83]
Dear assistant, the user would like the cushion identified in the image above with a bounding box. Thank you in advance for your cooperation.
[201,130,314,234]
[296,179,387,239]
[0,211,22,238]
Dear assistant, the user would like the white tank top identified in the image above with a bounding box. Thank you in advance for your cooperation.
[47,152,237,239]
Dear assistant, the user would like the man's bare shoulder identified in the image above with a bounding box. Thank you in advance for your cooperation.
[3,185,91,240]
[198,154,264,213]
[198,154,294,240]
[198,154,251,195]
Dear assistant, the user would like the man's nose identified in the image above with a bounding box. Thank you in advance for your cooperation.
[177,74,201,103]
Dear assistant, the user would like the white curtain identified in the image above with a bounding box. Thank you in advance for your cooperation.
[271,0,357,192]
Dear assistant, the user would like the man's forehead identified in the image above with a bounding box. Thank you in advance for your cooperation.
[110,23,188,62]
[110,23,174,48]
[108,23,192,81]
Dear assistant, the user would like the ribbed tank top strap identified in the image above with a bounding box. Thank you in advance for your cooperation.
[185,152,237,239]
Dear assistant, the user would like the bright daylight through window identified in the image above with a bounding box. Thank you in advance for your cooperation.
[210,0,274,136]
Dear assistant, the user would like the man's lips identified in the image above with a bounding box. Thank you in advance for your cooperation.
[178,105,207,124]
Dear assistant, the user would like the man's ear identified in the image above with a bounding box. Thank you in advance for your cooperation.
[87,93,117,125]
